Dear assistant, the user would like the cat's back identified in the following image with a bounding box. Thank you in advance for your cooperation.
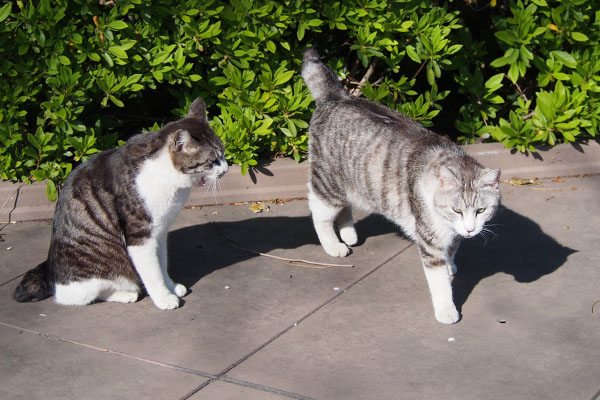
[52,132,161,245]
[312,95,430,143]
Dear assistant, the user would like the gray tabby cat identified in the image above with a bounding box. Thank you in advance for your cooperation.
[14,98,228,310]
[301,49,501,324]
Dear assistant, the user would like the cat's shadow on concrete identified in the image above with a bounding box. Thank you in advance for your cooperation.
[452,205,576,311]
[168,205,575,311]
[167,212,396,292]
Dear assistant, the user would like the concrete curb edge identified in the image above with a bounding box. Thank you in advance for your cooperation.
[2,141,599,222]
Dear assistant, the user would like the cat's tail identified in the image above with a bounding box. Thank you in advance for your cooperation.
[301,48,349,103]
[14,261,52,302]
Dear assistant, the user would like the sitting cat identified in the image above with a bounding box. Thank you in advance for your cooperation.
[301,49,501,324]
[14,98,228,310]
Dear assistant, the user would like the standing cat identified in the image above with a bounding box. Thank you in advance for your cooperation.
[301,49,501,324]
[14,98,228,310]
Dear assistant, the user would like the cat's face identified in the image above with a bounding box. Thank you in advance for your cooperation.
[434,166,501,238]
[167,99,228,186]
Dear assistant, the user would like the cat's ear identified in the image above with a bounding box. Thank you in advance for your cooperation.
[174,129,193,153]
[187,98,207,121]
[438,165,459,188]
[478,168,501,190]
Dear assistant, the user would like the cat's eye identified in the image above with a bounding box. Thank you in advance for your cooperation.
[476,207,486,214]
[452,207,462,214]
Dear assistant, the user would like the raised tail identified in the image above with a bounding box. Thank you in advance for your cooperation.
[14,261,52,302]
[301,48,349,103]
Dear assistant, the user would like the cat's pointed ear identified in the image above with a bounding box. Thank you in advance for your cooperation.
[174,129,193,153]
[438,165,459,188]
[478,168,501,190]
[188,98,207,121]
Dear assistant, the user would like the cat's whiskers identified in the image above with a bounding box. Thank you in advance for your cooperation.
[476,225,498,245]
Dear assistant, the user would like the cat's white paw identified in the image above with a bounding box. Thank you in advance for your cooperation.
[448,262,458,276]
[105,291,139,303]
[340,227,358,246]
[435,305,460,324]
[323,242,351,257]
[173,283,187,298]
[152,293,180,310]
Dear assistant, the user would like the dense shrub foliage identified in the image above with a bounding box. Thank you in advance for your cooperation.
[1,0,598,200]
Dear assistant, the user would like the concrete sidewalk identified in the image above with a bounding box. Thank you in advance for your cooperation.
[1,173,599,399]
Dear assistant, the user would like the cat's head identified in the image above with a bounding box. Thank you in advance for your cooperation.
[433,162,501,238]
[165,98,228,186]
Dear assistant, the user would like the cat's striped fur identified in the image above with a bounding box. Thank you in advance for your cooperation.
[302,49,501,324]
[14,99,228,310]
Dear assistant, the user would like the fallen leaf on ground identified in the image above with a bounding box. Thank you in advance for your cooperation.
[508,177,540,186]
[249,202,270,213]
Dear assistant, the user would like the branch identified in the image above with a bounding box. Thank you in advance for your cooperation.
[212,222,354,269]
[350,60,377,97]
[506,74,528,102]
[411,60,427,81]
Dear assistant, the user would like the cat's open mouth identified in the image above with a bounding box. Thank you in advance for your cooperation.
[197,176,207,186]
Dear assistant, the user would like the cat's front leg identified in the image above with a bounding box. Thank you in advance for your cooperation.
[157,233,187,298]
[308,191,350,257]
[418,243,460,324]
[128,238,180,310]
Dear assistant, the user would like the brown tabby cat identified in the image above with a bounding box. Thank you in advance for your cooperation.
[14,99,228,310]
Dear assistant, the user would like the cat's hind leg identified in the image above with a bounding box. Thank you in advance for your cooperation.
[337,206,358,246]
[102,291,139,303]
[308,190,350,257]
[54,279,103,306]
[98,278,140,303]
[54,278,139,306]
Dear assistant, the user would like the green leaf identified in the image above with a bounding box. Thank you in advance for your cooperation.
[561,130,575,141]
[405,46,420,63]
[495,30,518,45]
[0,3,12,22]
[31,170,46,181]
[426,68,435,85]
[27,133,41,150]
[107,20,128,30]
[297,23,306,41]
[552,51,577,68]
[490,56,510,68]
[485,73,504,90]
[58,55,70,65]
[46,179,57,202]
[507,62,519,83]
[570,32,589,42]
[109,46,128,59]
[103,52,114,67]
[109,95,124,107]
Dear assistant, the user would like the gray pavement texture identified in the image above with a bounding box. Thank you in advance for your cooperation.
[1,175,599,400]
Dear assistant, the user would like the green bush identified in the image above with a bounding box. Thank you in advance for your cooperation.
[1,0,598,200]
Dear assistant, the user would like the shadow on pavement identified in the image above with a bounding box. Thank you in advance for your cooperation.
[167,214,399,290]
[168,206,573,313]
[452,206,576,311]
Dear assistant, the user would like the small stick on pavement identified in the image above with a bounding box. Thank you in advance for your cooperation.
[592,300,600,314]
[212,222,354,269]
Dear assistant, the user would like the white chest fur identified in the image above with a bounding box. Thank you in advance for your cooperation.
[135,148,192,231]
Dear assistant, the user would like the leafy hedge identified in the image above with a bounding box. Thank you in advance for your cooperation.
[1,0,599,200]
